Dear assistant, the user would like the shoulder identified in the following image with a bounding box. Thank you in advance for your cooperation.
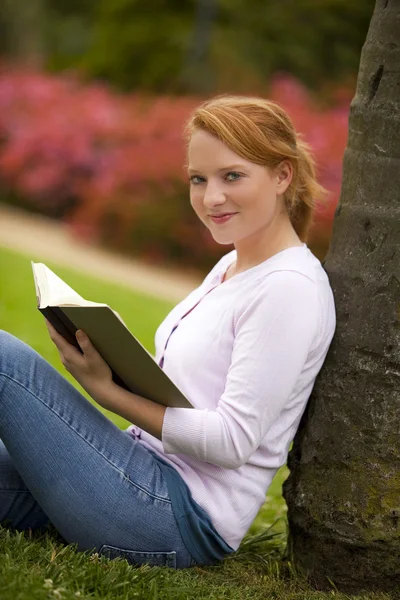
[239,245,333,308]
[232,252,323,335]
[237,269,320,319]
[265,245,328,285]
[234,252,335,353]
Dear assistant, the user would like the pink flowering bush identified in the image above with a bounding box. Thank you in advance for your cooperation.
[0,64,350,270]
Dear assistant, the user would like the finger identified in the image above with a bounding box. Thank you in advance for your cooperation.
[45,320,69,350]
[45,319,58,338]
[76,330,96,358]
[45,320,82,359]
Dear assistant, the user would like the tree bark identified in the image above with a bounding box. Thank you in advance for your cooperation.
[283,0,400,593]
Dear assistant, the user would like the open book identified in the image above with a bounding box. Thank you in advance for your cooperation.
[32,262,192,409]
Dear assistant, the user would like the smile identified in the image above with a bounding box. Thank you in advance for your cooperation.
[209,213,237,225]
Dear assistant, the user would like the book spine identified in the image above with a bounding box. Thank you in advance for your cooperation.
[40,306,82,351]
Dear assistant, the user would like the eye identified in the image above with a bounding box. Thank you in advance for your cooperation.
[189,175,206,185]
[225,171,242,182]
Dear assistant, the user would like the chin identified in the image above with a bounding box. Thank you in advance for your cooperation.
[210,233,235,245]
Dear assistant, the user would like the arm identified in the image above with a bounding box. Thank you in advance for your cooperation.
[46,271,319,463]
[162,272,321,469]
[95,383,166,440]
[45,321,166,439]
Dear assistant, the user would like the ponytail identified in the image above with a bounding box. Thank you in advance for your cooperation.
[284,135,328,241]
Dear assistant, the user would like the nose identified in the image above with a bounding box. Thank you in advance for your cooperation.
[203,182,226,209]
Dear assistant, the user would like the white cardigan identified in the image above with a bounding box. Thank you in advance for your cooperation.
[127,244,336,550]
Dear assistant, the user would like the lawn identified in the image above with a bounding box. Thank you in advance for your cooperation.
[0,246,390,599]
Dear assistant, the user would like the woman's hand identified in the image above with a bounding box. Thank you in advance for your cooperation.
[45,320,114,406]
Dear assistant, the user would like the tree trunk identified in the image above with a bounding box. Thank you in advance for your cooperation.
[282,0,400,593]
[182,0,218,93]
[0,0,45,68]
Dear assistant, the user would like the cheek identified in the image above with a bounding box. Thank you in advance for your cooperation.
[190,189,204,214]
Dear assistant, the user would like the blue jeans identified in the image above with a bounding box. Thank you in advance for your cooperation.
[0,330,196,569]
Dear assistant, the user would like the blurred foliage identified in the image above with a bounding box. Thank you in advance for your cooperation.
[0,68,342,271]
[0,0,375,95]
[81,0,196,92]
[212,0,375,95]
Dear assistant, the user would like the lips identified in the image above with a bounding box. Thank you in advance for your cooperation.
[209,212,237,224]
[209,213,235,217]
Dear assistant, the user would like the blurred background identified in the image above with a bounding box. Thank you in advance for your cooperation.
[0,0,377,544]
[0,0,375,273]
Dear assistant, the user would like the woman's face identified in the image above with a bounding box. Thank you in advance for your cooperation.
[187,129,291,246]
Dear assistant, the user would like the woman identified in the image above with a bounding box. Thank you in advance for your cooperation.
[0,96,336,569]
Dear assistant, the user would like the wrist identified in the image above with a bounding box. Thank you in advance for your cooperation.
[91,378,117,409]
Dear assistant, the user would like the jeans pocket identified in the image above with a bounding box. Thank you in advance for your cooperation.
[98,544,177,568]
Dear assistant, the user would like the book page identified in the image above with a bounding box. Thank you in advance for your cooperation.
[32,263,104,308]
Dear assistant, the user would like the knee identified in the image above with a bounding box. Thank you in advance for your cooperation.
[0,330,16,351]
[0,331,31,371]
[0,331,46,398]
[0,330,20,350]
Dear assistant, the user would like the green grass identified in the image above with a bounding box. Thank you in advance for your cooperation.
[0,246,172,430]
[0,246,391,599]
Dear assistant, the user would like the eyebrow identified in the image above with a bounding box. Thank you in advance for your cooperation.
[187,164,246,174]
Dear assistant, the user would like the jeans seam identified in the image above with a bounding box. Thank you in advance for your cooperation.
[99,545,178,568]
[0,373,172,506]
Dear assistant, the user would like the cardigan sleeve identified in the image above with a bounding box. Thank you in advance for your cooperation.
[161,271,320,469]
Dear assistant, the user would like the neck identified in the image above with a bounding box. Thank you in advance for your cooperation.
[232,213,303,275]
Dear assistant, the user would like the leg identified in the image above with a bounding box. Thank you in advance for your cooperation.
[0,331,191,568]
[0,440,49,531]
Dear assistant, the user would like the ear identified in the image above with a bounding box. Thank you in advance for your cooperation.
[276,161,293,195]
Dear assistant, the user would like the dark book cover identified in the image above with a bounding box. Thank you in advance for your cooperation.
[38,304,192,409]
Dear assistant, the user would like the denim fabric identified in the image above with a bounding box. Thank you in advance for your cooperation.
[148,450,233,565]
[0,330,197,569]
